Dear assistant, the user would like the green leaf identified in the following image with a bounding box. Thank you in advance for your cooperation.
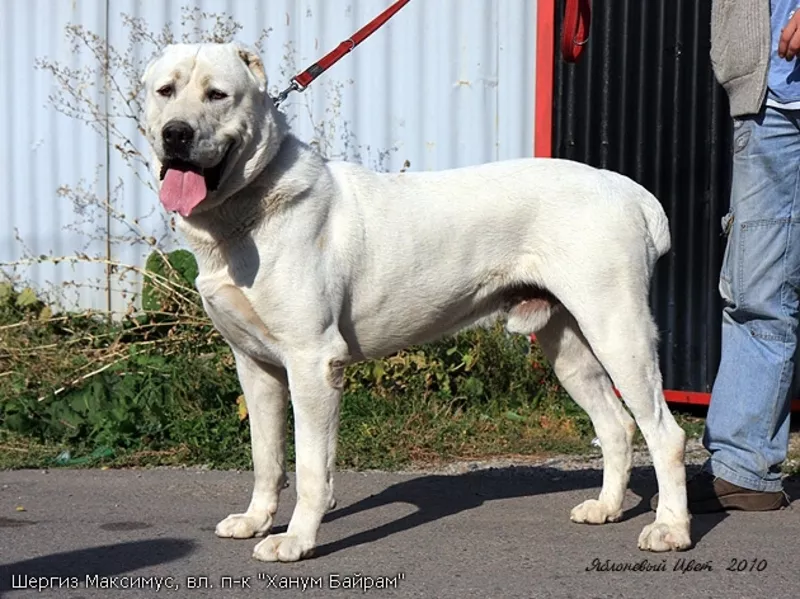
[142,249,199,311]
[16,288,39,307]
[462,352,475,370]
[504,410,524,422]
[0,282,13,302]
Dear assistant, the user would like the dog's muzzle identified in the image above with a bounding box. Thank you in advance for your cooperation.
[157,118,234,217]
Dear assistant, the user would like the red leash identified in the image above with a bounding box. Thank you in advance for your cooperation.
[560,0,591,63]
[274,0,412,106]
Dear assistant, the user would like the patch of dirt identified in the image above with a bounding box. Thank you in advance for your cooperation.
[395,436,709,475]
[395,433,800,477]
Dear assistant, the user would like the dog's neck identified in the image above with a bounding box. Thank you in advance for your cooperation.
[176,132,326,274]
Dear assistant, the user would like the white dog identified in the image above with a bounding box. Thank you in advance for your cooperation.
[141,42,691,562]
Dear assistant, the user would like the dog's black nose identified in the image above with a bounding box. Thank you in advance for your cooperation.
[162,120,194,157]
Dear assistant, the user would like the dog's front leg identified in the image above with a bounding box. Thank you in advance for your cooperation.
[253,351,345,562]
[216,351,289,539]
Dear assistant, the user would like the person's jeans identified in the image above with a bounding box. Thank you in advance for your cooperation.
[703,105,799,493]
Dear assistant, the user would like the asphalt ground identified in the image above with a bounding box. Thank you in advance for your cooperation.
[2,464,798,599]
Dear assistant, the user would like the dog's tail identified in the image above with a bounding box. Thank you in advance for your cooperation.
[645,199,671,257]
[603,170,671,263]
[636,185,671,268]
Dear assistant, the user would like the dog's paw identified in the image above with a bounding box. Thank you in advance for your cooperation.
[215,512,272,539]
[637,521,691,552]
[570,499,622,524]
[252,533,314,562]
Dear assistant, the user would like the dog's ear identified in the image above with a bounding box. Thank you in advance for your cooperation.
[236,45,267,93]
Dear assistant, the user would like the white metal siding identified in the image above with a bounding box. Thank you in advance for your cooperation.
[1,0,537,312]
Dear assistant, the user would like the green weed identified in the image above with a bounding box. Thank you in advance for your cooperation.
[0,253,712,472]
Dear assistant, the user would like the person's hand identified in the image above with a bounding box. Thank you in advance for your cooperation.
[778,9,800,60]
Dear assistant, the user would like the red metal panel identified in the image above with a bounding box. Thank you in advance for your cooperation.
[535,0,555,157]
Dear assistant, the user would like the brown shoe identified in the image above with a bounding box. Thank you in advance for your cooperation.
[650,471,790,514]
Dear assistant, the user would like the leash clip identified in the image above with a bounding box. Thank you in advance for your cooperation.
[273,79,305,107]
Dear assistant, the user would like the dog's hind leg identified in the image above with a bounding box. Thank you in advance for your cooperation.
[570,293,691,552]
[535,309,636,524]
[216,351,289,540]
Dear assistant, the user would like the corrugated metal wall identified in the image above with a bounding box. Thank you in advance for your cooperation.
[1,0,537,313]
[552,0,733,393]
[0,1,110,311]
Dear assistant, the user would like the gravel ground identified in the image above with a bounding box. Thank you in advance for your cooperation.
[397,435,712,476]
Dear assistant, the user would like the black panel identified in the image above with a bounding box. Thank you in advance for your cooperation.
[552,0,733,392]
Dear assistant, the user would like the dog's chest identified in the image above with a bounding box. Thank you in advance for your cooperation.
[199,281,282,366]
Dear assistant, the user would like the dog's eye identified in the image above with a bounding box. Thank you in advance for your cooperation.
[157,84,174,98]
[207,89,229,101]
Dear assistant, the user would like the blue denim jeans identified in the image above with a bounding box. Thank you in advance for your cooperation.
[703,105,799,492]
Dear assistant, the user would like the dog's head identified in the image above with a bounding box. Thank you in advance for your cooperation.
[142,43,284,218]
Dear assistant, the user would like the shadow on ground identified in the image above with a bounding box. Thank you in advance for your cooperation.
[0,539,196,592]
[272,465,798,559]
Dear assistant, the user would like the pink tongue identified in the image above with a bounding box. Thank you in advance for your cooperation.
[159,169,207,217]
